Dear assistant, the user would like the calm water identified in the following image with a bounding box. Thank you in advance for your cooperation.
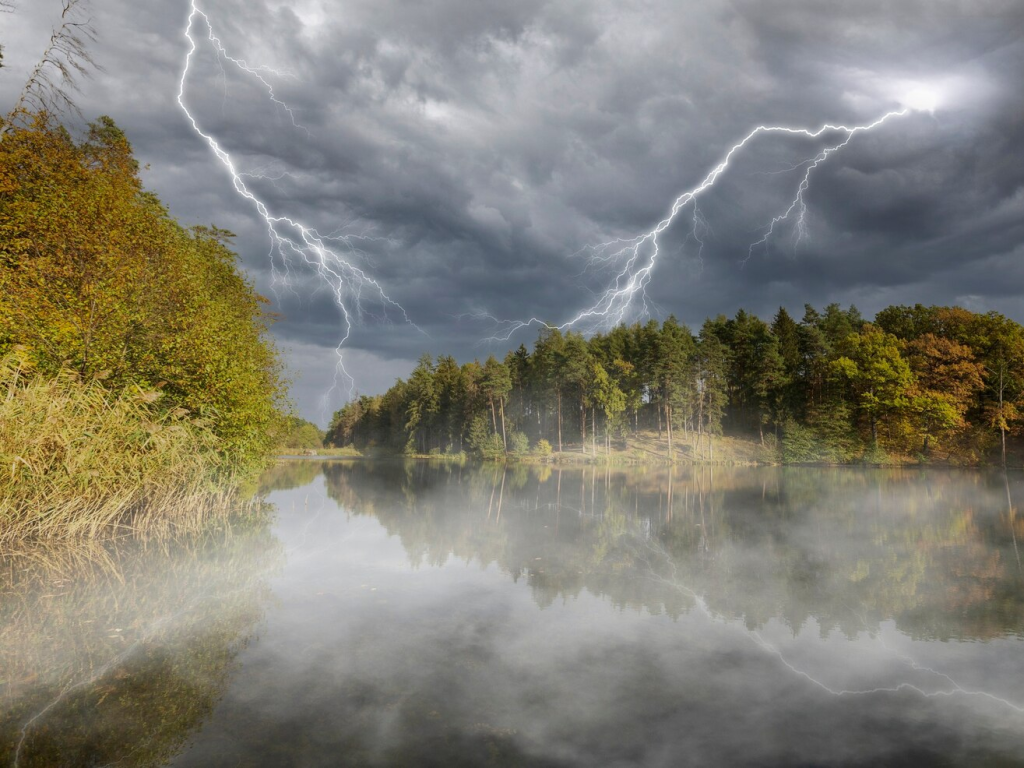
[3,461,1024,767]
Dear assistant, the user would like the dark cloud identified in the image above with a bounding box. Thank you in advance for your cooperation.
[2,0,1023,422]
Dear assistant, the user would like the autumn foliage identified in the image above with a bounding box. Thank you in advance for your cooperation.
[327,303,1024,466]
[0,112,284,471]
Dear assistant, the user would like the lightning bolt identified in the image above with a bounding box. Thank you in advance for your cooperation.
[748,630,1024,713]
[12,580,262,767]
[486,109,910,341]
[627,522,1024,719]
[177,1,420,413]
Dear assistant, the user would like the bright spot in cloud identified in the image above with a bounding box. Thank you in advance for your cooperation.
[902,86,943,113]
[847,72,988,115]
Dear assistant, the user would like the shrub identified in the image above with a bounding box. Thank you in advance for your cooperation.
[467,415,505,460]
[509,431,529,456]
[861,443,892,466]
[781,422,825,464]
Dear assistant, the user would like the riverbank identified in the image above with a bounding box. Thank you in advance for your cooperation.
[293,432,777,466]
[308,429,1020,468]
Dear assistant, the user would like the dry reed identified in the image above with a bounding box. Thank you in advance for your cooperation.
[0,354,248,542]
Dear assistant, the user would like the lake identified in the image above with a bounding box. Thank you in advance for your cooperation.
[3,461,1024,767]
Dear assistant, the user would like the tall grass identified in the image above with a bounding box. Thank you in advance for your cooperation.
[0,354,249,542]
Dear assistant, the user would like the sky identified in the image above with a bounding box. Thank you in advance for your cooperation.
[2,0,1024,424]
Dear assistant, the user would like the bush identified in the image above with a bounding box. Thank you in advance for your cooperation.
[759,432,782,464]
[479,434,505,460]
[509,431,529,456]
[861,443,892,466]
[467,415,505,460]
[781,422,825,464]
[534,439,553,457]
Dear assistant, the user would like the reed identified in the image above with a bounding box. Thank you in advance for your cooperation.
[0,354,249,542]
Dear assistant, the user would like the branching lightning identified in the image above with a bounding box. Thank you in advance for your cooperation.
[628,520,1024,719]
[178,1,420,410]
[485,108,912,341]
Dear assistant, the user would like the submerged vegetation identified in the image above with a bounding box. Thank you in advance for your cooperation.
[0,112,285,537]
[327,304,1024,466]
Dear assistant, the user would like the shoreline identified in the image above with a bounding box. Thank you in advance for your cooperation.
[285,429,1024,469]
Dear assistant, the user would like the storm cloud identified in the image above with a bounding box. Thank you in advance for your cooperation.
[2,0,1023,422]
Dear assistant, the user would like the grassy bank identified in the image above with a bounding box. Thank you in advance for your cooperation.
[318,429,1016,468]
[317,432,773,466]
[0,355,257,543]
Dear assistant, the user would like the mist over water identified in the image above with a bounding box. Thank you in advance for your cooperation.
[4,462,1024,766]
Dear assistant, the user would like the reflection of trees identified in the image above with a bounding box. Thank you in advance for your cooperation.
[0,521,282,767]
[259,458,327,492]
[323,462,1024,641]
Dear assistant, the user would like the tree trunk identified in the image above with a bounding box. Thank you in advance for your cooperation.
[490,398,498,434]
[697,391,704,462]
[1000,367,1008,468]
[557,389,563,453]
[666,402,673,461]
[581,400,587,454]
[499,398,507,451]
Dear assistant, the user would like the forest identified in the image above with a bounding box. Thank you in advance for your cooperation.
[326,304,1024,465]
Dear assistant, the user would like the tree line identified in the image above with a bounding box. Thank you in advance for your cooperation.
[326,303,1024,465]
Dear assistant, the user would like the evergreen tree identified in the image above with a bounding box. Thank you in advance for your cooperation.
[695,321,729,461]
[405,354,438,453]
[772,306,803,421]
[481,356,512,451]
[656,316,695,459]
[560,332,594,453]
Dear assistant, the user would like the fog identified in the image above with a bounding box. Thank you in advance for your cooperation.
[5,463,1024,766]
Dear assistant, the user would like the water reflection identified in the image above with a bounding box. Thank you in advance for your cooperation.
[0,521,282,767]
[5,462,1024,766]
[174,461,1024,767]
[319,461,1024,641]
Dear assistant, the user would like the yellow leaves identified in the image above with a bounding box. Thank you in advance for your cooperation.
[1,113,283,470]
